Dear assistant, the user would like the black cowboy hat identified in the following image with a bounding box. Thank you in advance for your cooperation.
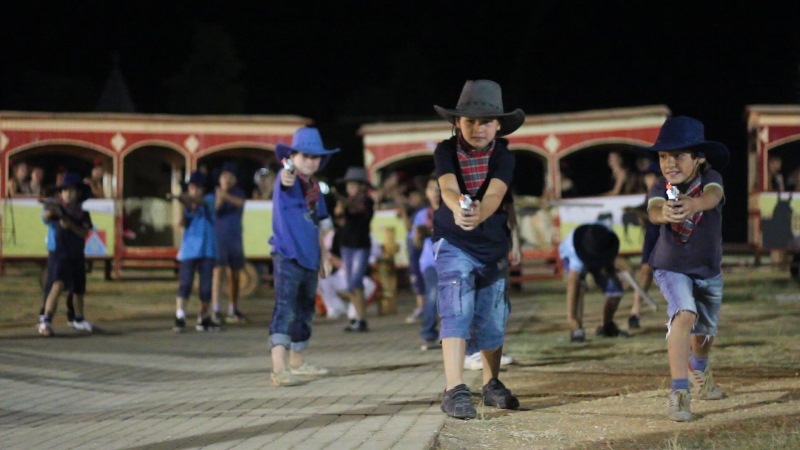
[573,224,619,267]
[433,80,526,137]
[638,116,729,170]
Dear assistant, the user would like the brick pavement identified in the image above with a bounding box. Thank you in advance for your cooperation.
[0,298,485,450]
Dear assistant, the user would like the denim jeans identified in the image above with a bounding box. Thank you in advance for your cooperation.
[420,265,439,341]
[341,246,370,291]
[407,235,425,296]
[269,254,319,351]
[654,269,723,336]
[434,239,509,350]
[177,257,215,302]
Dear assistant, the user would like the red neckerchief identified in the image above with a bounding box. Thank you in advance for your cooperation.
[297,173,320,213]
[456,132,494,195]
[671,175,703,243]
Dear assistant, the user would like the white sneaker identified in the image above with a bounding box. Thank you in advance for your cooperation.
[405,307,423,324]
[72,320,93,333]
[463,352,515,370]
[270,370,305,387]
[289,363,330,377]
[38,321,54,337]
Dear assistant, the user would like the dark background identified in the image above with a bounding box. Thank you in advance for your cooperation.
[2,1,799,242]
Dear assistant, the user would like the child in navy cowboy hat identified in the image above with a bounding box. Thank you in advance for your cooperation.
[641,116,729,422]
[559,222,627,343]
[333,167,375,332]
[174,170,219,332]
[431,79,524,419]
[268,127,339,386]
[38,172,94,336]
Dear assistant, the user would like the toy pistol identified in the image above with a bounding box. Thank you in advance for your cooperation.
[281,158,295,174]
[458,194,472,211]
[666,183,680,201]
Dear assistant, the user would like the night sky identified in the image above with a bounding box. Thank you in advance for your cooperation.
[2,1,799,241]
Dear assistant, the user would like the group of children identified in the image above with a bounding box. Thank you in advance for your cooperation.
[36,79,730,423]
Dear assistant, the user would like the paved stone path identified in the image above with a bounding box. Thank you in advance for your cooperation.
[0,302,482,449]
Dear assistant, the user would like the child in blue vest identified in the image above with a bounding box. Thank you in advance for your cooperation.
[211,162,247,323]
[432,80,525,419]
[38,173,94,336]
[174,170,218,332]
[268,127,338,386]
[642,116,729,422]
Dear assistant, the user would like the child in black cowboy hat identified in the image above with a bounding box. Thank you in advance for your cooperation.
[432,79,525,419]
[558,223,626,343]
[334,167,375,332]
[38,172,94,336]
[642,116,728,422]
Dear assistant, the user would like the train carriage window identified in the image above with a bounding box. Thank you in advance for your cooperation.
[510,150,546,197]
[196,148,279,200]
[768,145,800,192]
[6,145,112,198]
[559,144,644,197]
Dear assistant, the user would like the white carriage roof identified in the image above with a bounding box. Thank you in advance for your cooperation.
[746,105,800,130]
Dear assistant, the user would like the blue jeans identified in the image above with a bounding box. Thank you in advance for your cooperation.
[434,239,509,350]
[177,258,215,302]
[269,254,319,351]
[420,265,439,341]
[407,236,425,296]
[654,269,723,336]
[341,246,370,291]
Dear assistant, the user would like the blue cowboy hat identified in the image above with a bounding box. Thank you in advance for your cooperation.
[213,161,239,184]
[639,116,729,170]
[187,170,207,187]
[275,127,339,168]
[433,79,526,137]
[55,172,92,201]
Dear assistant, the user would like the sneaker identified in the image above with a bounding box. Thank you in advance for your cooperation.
[596,321,629,337]
[226,310,248,324]
[196,316,221,332]
[289,363,330,377]
[441,384,476,419]
[628,315,641,330]
[212,311,225,325]
[270,370,306,387]
[463,352,514,370]
[668,389,693,422]
[570,328,586,343]
[405,307,423,324]
[421,339,442,351]
[72,319,93,333]
[482,378,520,410]
[38,321,54,337]
[689,365,725,400]
[344,318,368,332]
[173,317,186,333]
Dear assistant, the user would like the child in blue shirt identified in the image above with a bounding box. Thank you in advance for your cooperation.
[268,127,338,387]
[211,162,247,323]
[643,116,729,422]
[174,170,218,332]
[38,173,94,336]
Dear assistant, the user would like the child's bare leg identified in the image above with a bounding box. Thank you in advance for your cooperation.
[631,264,652,317]
[481,346,502,385]
[667,311,697,380]
[565,271,583,330]
[351,288,365,318]
[442,337,466,389]
[271,345,288,373]
[288,349,305,369]
[176,297,187,314]
[228,268,240,310]
[602,296,622,325]
[43,281,65,317]
[415,294,424,310]
[691,334,714,358]
[211,266,222,313]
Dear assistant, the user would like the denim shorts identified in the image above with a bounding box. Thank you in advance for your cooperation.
[654,269,723,336]
[268,254,319,351]
[434,239,509,350]
[341,246,370,291]
[562,257,623,298]
[216,237,245,270]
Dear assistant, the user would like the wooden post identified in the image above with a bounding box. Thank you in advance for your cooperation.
[376,226,398,315]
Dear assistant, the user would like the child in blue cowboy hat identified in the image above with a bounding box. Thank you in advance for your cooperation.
[210,162,248,324]
[268,127,339,386]
[174,170,219,333]
[38,172,94,336]
[431,79,525,419]
[334,166,375,332]
[642,116,729,422]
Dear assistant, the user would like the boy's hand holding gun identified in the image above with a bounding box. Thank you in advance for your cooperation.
[280,158,296,187]
[456,194,482,231]
[662,183,688,223]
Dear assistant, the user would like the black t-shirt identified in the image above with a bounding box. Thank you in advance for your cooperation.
[51,206,93,259]
[433,136,514,263]
[339,195,374,249]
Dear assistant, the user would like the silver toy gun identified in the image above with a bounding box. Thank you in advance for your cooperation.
[458,194,472,211]
[281,158,295,174]
[666,183,680,201]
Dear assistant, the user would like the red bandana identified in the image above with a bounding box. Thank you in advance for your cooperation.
[456,132,494,195]
[297,174,320,214]
[671,176,703,243]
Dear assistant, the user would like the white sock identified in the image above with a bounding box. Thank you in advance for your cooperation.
[176,309,186,320]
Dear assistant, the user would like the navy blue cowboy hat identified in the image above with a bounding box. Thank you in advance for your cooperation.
[573,224,619,268]
[55,172,92,202]
[213,161,240,184]
[187,170,207,187]
[639,116,729,170]
[275,127,340,169]
[433,79,526,137]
